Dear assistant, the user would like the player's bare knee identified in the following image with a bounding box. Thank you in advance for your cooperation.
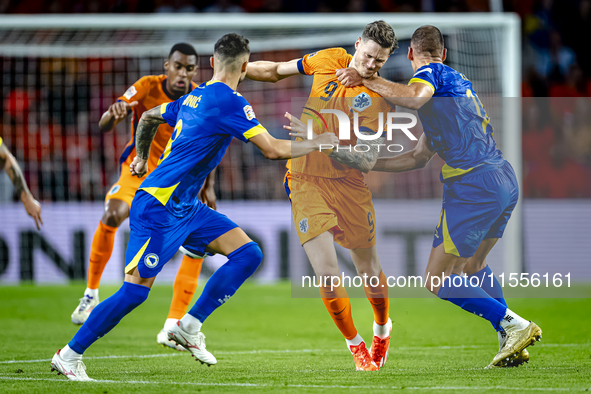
[102,209,125,227]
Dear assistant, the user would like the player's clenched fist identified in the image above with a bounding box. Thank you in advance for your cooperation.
[336,68,364,87]
[130,156,148,178]
[108,100,138,121]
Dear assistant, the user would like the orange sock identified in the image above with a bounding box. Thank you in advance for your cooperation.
[87,222,118,289]
[319,285,358,340]
[364,270,389,325]
[167,255,204,320]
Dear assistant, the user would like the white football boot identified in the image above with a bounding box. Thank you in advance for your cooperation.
[50,349,94,381]
[167,322,217,365]
[71,295,99,325]
[157,329,186,351]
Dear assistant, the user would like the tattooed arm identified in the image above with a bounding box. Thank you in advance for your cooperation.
[0,141,43,229]
[283,113,383,173]
[129,106,167,178]
[327,132,385,173]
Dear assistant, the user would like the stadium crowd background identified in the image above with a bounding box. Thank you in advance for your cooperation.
[0,0,590,202]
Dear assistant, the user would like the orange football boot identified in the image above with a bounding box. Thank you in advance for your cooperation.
[370,318,392,368]
[350,342,379,371]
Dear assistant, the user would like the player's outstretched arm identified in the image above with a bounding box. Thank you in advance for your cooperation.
[99,100,139,132]
[130,106,167,178]
[336,68,433,110]
[284,112,384,173]
[327,132,385,173]
[246,59,301,83]
[372,133,435,173]
[249,129,338,160]
[0,141,43,230]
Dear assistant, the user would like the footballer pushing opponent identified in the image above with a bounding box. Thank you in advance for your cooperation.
[338,25,542,368]
[247,21,397,371]
[51,33,338,381]
[71,43,214,351]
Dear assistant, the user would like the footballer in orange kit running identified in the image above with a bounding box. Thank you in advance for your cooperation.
[247,21,398,371]
[71,43,214,351]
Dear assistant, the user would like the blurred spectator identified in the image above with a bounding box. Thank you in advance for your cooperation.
[535,30,576,80]
[525,136,588,198]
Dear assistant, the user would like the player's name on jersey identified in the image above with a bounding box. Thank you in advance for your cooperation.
[182,95,202,109]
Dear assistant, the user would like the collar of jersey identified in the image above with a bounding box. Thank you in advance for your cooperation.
[206,80,223,86]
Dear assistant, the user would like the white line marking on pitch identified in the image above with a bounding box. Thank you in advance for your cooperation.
[0,376,587,391]
[0,349,339,364]
[0,343,587,365]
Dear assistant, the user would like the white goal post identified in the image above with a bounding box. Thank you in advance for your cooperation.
[0,13,522,276]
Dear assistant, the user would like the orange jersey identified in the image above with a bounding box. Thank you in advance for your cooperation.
[288,48,393,179]
[117,74,198,175]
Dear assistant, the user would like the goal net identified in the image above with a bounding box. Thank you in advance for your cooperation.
[0,13,521,283]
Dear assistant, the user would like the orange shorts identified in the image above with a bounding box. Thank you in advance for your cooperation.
[289,173,376,250]
[105,163,145,208]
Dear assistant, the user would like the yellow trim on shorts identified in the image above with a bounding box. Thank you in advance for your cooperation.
[243,124,267,140]
[441,164,475,179]
[442,210,460,257]
[139,182,180,206]
[125,238,151,273]
[408,78,435,93]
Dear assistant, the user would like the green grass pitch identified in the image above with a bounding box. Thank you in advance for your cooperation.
[0,282,590,393]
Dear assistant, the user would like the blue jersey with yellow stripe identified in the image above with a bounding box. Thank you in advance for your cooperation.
[409,63,505,182]
[138,80,267,217]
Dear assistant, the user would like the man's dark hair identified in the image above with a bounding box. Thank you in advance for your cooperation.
[410,25,444,57]
[361,20,398,55]
[214,33,250,62]
[168,43,198,59]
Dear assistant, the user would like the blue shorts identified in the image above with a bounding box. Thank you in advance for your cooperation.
[433,161,519,258]
[124,191,238,278]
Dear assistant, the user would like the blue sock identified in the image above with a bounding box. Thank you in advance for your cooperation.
[437,274,507,331]
[68,282,150,354]
[188,242,262,323]
[468,265,507,308]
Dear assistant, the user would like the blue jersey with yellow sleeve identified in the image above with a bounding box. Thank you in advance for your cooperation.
[137,80,267,217]
[409,63,505,182]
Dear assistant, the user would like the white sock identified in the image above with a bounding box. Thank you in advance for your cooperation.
[497,330,507,351]
[345,334,363,349]
[60,345,82,361]
[499,308,529,331]
[373,318,392,339]
[180,314,202,335]
[163,318,179,332]
[84,288,99,301]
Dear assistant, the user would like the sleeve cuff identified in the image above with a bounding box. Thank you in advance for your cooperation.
[408,78,435,93]
[243,124,268,140]
[297,58,306,75]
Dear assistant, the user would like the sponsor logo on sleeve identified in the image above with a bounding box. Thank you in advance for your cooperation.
[123,86,137,100]
[243,105,256,121]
